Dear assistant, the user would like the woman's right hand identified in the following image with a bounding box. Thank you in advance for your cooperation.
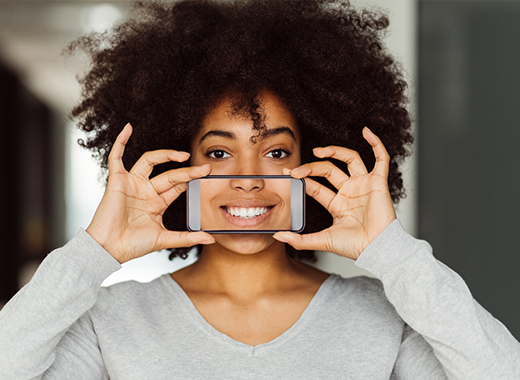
[86,123,215,263]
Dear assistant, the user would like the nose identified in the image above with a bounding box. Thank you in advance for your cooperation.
[227,154,267,191]
[229,177,265,192]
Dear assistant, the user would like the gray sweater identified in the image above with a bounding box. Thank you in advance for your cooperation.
[1,220,519,379]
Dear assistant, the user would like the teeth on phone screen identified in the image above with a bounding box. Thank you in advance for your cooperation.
[227,207,269,218]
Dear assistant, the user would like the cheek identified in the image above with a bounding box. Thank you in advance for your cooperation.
[289,147,301,168]
[292,153,301,168]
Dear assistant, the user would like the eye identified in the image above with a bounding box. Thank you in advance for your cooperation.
[266,149,290,159]
[207,149,230,159]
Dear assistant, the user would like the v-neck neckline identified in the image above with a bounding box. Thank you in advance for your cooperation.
[163,273,336,355]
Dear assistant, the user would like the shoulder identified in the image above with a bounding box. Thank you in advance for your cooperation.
[89,274,172,320]
[327,274,384,298]
[305,274,404,344]
[322,274,399,320]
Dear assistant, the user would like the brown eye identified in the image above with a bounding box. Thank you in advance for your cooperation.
[266,149,290,159]
[207,149,230,159]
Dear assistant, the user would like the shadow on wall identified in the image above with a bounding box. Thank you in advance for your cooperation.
[419,0,520,340]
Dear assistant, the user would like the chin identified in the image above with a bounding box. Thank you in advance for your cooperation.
[213,233,282,255]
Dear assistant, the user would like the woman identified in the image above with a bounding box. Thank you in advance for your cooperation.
[1,0,519,379]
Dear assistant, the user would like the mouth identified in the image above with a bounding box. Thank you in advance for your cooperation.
[220,205,275,228]
[222,206,273,218]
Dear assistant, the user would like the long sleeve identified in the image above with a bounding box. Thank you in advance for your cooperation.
[355,219,520,380]
[0,229,121,380]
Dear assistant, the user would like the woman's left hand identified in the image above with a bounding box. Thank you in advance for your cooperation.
[273,127,396,260]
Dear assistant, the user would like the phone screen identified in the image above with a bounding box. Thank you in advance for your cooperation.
[187,175,305,233]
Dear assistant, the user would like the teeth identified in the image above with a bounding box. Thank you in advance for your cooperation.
[226,207,269,218]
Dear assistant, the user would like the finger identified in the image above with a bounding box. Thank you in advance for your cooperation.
[363,127,390,177]
[160,182,187,206]
[130,150,191,179]
[303,177,336,211]
[290,161,349,190]
[151,164,211,195]
[273,230,327,252]
[157,230,215,251]
[108,123,133,174]
[313,145,368,177]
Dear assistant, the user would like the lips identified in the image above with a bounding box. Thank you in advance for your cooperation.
[219,203,276,228]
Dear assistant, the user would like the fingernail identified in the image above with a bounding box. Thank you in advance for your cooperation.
[200,239,215,245]
[291,166,302,172]
[313,147,323,150]
[176,152,190,160]
[197,164,211,176]
[274,234,288,243]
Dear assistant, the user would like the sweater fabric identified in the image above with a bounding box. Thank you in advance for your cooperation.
[1,220,519,379]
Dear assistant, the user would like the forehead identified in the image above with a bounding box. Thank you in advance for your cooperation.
[194,91,300,143]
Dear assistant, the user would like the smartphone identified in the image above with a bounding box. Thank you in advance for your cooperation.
[187,175,305,233]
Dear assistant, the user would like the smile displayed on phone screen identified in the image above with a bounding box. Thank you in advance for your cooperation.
[187,175,305,233]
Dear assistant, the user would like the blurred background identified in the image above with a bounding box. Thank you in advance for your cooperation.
[0,0,518,340]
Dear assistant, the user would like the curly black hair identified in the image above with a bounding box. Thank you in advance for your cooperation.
[69,0,413,262]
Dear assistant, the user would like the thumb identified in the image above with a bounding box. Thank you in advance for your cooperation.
[273,231,326,251]
[186,231,216,246]
[158,231,215,250]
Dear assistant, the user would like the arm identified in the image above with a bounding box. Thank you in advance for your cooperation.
[357,220,520,379]
[42,313,110,380]
[0,230,120,379]
[391,324,447,380]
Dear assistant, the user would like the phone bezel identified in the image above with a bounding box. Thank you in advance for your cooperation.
[186,175,305,234]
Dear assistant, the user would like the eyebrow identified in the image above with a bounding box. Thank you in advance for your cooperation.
[199,126,296,143]
[262,126,297,141]
[199,130,235,143]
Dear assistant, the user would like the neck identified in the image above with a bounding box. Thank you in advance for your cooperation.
[181,239,300,301]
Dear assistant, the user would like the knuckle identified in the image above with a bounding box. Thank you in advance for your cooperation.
[140,151,153,159]
[142,150,163,162]
[324,165,334,179]
[377,151,390,163]
[308,183,322,198]
[173,183,187,195]
[309,160,335,176]
[172,231,188,246]
[167,173,178,186]
[351,150,362,160]
[144,157,155,167]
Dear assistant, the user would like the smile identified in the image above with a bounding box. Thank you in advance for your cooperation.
[223,206,273,219]
[219,204,276,228]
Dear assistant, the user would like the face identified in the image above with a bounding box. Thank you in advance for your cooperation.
[190,91,301,255]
